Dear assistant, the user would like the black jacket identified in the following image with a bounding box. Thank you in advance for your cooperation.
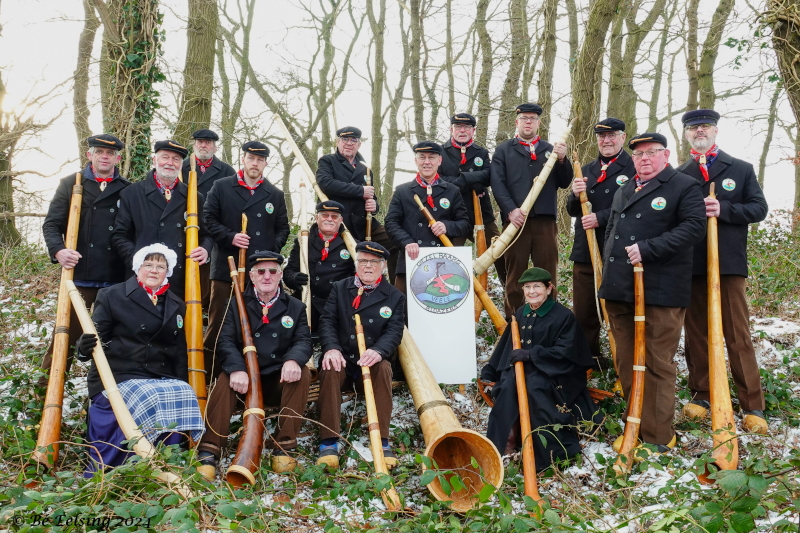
[599,165,706,308]
[490,138,573,221]
[438,141,494,226]
[86,277,187,398]
[676,150,768,276]
[318,277,405,377]
[316,151,383,241]
[180,155,236,198]
[111,171,214,301]
[218,288,312,376]
[203,175,290,282]
[42,165,131,283]
[566,151,637,263]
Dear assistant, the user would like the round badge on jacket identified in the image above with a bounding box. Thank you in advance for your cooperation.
[474,157,484,167]
[616,175,629,185]
[544,151,552,159]
[117,199,121,208]
[177,315,184,328]
[651,197,667,210]
[281,316,294,328]
[722,178,736,191]
[380,306,393,318]
[340,249,351,260]
[265,202,275,214]
[439,198,450,209]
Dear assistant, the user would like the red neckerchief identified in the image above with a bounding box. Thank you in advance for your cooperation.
[352,275,381,310]
[237,169,264,195]
[90,165,114,191]
[255,286,281,324]
[451,138,474,165]
[138,281,170,306]
[516,135,540,160]
[690,144,719,182]
[596,152,621,183]
[196,157,213,174]
[153,172,178,201]
[319,231,338,261]
[415,173,440,208]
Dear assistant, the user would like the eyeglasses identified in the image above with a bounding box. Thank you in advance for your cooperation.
[517,116,540,123]
[596,132,621,141]
[318,212,341,220]
[631,148,666,159]
[524,283,548,291]
[685,123,714,132]
[253,267,280,276]
[340,138,361,145]
[357,259,384,266]
[142,263,167,272]
[452,125,474,131]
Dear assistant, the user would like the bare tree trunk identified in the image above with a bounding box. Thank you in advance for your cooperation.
[215,31,232,162]
[366,0,386,187]
[537,0,558,140]
[495,0,529,144]
[409,0,426,139]
[765,0,800,127]
[681,0,700,157]
[565,0,579,76]
[697,0,735,109]
[445,0,455,117]
[648,5,676,131]
[219,0,254,165]
[474,0,493,146]
[0,74,20,245]
[74,0,100,165]
[757,85,781,189]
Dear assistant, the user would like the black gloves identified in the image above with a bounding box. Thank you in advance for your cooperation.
[472,183,486,195]
[76,333,97,361]
[509,348,530,365]
[294,272,309,286]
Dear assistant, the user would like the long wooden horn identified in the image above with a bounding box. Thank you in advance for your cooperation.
[298,181,317,379]
[64,280,193,499]
[473,119,574,277]
[237,214,248,292]
[34,172,83,468]
[472,191,488,321]
[698,182,738,483]
[364,167,374,241]
[225,256,265,487]
[354,314,401,511]
[185,155,207,416]
[413,194,506,335]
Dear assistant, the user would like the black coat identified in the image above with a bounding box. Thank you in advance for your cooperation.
[490,138,573,221]
[676,150,768,276]
[316,151,384,241]
[384,179,471,275]
[111,171,214,301]
[218,288,312,377]
[42,165,131,283]
[87,277,187,398]
[566,151,637,263]
[203,175,290,282]
[598,165,706,308]
[480,300,598,471]
[438,141,494,226]
[180,155,236,198]
[318,277,405,378]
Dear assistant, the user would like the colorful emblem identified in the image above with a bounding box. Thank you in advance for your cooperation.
[409,252,471,314]
[722,178,736,191]
[474,157,484,167]
[545,151,552,159]
[651,197,667,210]
[281,316,294,328]
[380,306,392,318]
[616,175,629,186]
[117,199,121,208]
[340,249,351,260]
[439,198,451,209]
[177,315,183,328]
[265,202,275,214]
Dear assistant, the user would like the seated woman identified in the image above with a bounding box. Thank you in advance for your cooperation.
[480,267,600,471]
[77,243,204,476]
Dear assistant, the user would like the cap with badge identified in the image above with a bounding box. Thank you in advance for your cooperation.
[191,129,220,141]
[518,266,552,284]
[515,103,543,115]
[316,200,345,214]
[628,132,668,150]
[594,118,626,133]
[336,126,362,139]
[681,109,720,127]
[249,250,284,269]
[154,139,189,158]
[412,141,443,155]
[356,241,390,260]
[450,113,477,127]
[242,140,270,158]
[87,134,124,151]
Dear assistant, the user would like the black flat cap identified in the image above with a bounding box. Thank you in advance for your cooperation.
[154,139,189,158]
[249,250,284,269]
[681,109,720,127]
[87,134,124,151]
[316,200,345,214]
[336,126,362,139]
[356,241,390,260]
[191,129,219,141]
[515,103,543,115]
[594,118,626,133]
[242,140,270,157]
[628,132,668,150]
[412,141,443,155]
[451,113,477,127]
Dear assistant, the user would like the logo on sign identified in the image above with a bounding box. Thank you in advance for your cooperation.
[616,175,629,185]
[281,316,294,328]
[409,252,470,314]
[651,197,667,210]
[265,202,274,214]
[722,178,736,191]
[380,306,392,318]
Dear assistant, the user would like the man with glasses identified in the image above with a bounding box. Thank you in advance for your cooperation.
[315,242,405,469]
[567,118,636,364]
[490,103,573,317]
[197,251,312,478]
[677,110,769,434]
[599,132,705,456]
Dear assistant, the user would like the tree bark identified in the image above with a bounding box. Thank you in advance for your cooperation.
[474,0,493,146]
[757,85,781,189]
[445,0,455,118]
[495,0,529,144]
[366,0,386,188]
[409,0,426,139]
[697,0,735,109]
[765,0,800,127]
[74,0,100,165]
[537,0,558,140]
[647,6,676,131]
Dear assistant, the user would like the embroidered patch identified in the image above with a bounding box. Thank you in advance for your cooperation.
[380,306,392,318]
[177,315,183,328]
[439,198,451,209]
[474,157,484,167]
[281,316,294,328]
[616,175,629,186]
[184,211,188,221]
[265,202,275,214]
[651,197,667,210]
[722,178,736,191]
[340,249,351,260]
[545,151,552,159]
[117,199,121,208]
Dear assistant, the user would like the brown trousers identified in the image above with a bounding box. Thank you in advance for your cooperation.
[198,366,311,458]
[199,262,211,310]
[572,262,602,361]
[204,280,233,383]
[606,301,684,445]
[683,275,764,410]
[317,360,393,441]
[451,214,507,286]
[502,217,558,317]
[40,285,100,379]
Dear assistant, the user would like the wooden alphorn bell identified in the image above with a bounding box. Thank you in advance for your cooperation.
[354,314,402,511]
[225,256,265,487]
[472,191,488,321]
[412,194,506,335]
[365,167,374,241]
[185,155,207,416]
[34,172,83,469]
[698,182,738,483]
[237,214,248,292]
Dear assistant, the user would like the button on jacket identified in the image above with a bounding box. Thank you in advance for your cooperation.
[180,155,236,198]
[438,142,494,226]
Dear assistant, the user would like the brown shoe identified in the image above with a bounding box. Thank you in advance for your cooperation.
[682,400,710,420]
[196,451,217,482]
[272,451,298,473]
[742,410,768,434]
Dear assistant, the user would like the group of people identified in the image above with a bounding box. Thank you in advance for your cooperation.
[40,102,768,480]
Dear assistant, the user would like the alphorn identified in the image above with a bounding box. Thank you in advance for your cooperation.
[34,172,83,468]
[613,263,646,475]
[412,194,506,335]
[298,181,317,378]
[472,191,488,321]
[185,156,207,416]
[237,214,248,292]
[65,280,193,499]
[365,167,373,241]
[225,256,265,487]
[473,119,574,276]
[354,314,402,511]
[698,183,738,483]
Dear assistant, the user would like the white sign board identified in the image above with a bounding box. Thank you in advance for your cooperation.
[406,247,476,384]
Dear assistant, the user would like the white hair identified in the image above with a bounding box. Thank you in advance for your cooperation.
[132,243,178,278]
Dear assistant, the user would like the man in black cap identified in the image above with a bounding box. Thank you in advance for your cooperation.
[40,134,131,382]
[677,110,769,434]
[384,142,471,293]
[439,113,505,284]
[490,103,573,317]
[566,118,636,363]
[112,140,212,301]
[599,132,705,455]
[196,251,312,478]
[315,241,404,470]
[284,200,355,335]
[202,141,290,379]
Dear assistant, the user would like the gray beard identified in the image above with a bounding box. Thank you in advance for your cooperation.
[691,138,713,152]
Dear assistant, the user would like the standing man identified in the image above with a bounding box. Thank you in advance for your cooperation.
[203,141,290,378]
[599,132,705,454]
[678,110,769,434]
[566,118,636,362]
[491,103,573,317]
[112,140,212,302]
[41,134,130,379]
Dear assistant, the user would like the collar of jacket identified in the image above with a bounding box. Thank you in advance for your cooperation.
[524,296,555,317]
